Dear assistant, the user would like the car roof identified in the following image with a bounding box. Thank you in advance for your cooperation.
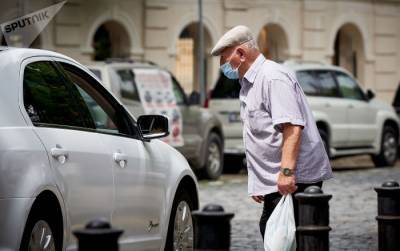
[283,60,352,75]
[0,46,82,67]
[87,61,160,71]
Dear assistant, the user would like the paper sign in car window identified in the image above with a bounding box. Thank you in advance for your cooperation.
[133,68,184,147]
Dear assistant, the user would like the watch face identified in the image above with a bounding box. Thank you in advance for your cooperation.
[282,168,293,176]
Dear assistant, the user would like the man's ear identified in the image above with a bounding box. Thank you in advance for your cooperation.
[237,47,246,61]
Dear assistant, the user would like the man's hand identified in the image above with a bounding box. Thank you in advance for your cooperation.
[251,195,264,203]
[277,172,297,195]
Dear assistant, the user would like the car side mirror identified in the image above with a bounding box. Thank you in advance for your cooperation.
[137,115,169,141]
[366,89,375,101]
[188,91,200,105]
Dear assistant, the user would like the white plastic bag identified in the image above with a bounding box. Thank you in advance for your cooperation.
[264,194,296,251]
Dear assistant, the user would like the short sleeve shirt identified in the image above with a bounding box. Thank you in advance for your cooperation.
[239,55,333,196]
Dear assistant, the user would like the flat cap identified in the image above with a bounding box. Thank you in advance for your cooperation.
[211,25,253,56]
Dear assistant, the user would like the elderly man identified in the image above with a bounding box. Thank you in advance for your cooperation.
[211,25,333,240]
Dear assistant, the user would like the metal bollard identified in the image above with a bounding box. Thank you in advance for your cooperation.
[192,204,235,251]
[374,180,400,251]
[73,218,123,251]
[295,186,332,251]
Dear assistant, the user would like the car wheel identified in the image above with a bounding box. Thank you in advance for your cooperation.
[372,125,398,167]
[318,129,330,158]
[165,190,194,251]
[20,216,58,251]
[203,133,223,180]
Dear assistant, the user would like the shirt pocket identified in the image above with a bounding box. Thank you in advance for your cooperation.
[246,109,269,135]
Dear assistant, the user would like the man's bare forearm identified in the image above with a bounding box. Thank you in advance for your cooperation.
[281,123,303,171]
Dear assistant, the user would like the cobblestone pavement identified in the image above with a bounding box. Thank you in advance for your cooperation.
[198,156,400,251]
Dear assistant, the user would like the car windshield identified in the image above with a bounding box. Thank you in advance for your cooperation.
[211,73,241,99]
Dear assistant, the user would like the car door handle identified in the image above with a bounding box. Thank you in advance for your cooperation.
[324,103,331,108]
[113,152,128,168]
[348,104,354,109]
[51,147,68,157]
[50,147,68,164]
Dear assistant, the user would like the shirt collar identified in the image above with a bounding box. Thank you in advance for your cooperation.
[240,54,266,85]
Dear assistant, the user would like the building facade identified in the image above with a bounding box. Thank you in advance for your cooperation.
[2,0,400,102]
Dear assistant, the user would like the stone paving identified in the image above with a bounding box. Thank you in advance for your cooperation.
[198,156,400,251]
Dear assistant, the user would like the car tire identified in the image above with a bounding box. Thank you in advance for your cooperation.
[371,125,398,167]
[20,210,60,251]
[318,129,330,158]
[224,155,245,174]
[203,133,224,180]
[165,190,194,251]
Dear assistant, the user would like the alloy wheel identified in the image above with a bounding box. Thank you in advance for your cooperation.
[173,201,194,251]
[207,142,221,175]
[383,131,397,164]
[28,220,56,251]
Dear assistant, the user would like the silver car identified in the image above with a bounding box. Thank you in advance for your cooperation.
[0,47,199,251]
[88,62,224,179]
[210,61,400,168]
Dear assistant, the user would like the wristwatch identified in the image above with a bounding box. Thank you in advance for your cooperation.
[280,167,295,177]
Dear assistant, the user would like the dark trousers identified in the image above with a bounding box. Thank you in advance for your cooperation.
[259,182,323,241]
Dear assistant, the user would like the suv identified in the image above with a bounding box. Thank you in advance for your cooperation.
[209,60,400,168]
[0,47,199,250]
[87,61,224,179]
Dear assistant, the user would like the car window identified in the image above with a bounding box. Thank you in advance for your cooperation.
[23,61,89,128]
[59,63,134,136]
[334,71,365,101]
[115,69,140,102]
[296,71,319,96]
[211,73,241,99]
[171,75,186,105]
[314,71,340,97]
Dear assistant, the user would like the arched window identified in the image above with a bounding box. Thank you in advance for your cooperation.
[92,21,131,61]
[175,22,212,95]
[333,23,365,84]
[257,23,289,62]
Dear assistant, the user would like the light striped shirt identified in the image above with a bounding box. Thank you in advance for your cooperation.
[239,55,333,196]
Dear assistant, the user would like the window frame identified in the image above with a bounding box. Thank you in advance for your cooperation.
[54,60,142,140]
